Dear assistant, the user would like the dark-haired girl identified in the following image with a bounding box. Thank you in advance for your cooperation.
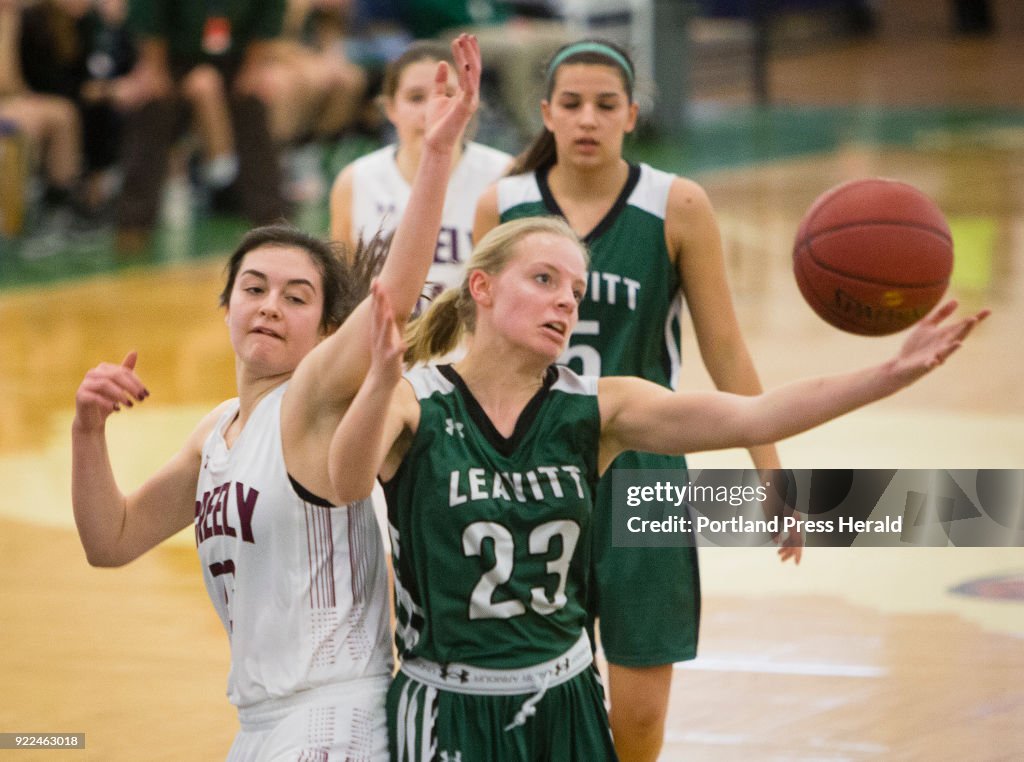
[71,34,480,761]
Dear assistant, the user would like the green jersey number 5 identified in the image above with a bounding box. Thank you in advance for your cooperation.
[560,320,601,377]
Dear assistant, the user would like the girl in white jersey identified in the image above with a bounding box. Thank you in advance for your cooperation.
[330,40,511,307]
[70,34,481,761]
[327,216,985,761]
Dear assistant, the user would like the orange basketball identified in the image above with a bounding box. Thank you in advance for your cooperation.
[792,178,954,335]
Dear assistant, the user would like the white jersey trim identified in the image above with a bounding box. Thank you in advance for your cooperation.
[496,172,543,214]
[627,163,675,221]
[405,365,456,400]
[552,365,599,396]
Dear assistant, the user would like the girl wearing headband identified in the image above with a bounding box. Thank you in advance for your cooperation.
[473,38,799,762]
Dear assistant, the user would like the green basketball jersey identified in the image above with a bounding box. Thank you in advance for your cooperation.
[497,163,682,386]
[383,364,601,669]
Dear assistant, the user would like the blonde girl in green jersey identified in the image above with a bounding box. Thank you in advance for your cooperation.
[327,215,985,762]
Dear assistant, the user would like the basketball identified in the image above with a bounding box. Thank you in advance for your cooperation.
[792,178,954,335]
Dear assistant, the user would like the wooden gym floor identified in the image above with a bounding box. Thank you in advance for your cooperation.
[2,2,1023,759]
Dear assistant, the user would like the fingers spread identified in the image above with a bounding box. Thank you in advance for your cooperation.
[928,299,958,325]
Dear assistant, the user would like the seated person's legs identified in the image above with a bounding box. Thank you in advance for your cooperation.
[181,64,238,191]
[0,93,83,213]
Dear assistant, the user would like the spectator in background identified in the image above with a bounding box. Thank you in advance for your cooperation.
[257,0,369,202]
[113,0,289,254]
[0,0,84,229]
[395,0,570,139]
[12,0,135,220]
[177,62,239,201]
[277,0,367,145]
[343,0,413,120]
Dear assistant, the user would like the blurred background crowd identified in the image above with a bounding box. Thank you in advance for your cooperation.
[0,0,1001,261]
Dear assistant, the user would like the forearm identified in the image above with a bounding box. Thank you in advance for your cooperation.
[699,342,781,468]
[329,374,399,504]
[377,146,452,320]
[747,443,782,470]
[71,421,129,567]
[741,360,902,447]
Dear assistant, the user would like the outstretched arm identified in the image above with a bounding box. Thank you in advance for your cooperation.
[328,284,412,504]
[599,302,988,472]
[379,33,480,320]
[288,34,480,421]
[282,35,479,499]
[72,352,212,566]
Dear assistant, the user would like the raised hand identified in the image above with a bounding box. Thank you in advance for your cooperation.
[890,301,989,385]
[74,351,149,432]
[423,33,481,155]
[366,281,407,391]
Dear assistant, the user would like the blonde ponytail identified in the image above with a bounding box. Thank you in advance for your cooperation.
[404,287,469,365]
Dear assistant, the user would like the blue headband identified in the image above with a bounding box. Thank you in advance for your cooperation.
[546,42,635,88]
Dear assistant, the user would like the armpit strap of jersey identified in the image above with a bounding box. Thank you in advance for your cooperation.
[288,474,333,508]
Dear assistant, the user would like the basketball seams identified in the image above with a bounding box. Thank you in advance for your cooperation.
[800,250,952,288]
[794,251,862,333]
[802,219,952,245]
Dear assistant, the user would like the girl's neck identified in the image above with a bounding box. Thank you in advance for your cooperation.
[547,157,630,203]
[452,343,549,434]
[395,140,465,184]
[229,367,291,443]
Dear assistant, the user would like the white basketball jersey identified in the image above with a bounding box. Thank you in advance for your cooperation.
[349,141,511,302]
[196,384,392,709]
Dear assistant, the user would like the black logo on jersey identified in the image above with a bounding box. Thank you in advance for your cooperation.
[439,665,470,684]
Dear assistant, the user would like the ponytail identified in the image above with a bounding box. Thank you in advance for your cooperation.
[509,130,557,176]
[403,287,469,365]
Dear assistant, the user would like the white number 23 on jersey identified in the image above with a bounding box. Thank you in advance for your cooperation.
[461,520,580,620]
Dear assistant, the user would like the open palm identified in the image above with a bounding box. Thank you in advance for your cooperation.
[423,34,481,155]
[893,300,989,383]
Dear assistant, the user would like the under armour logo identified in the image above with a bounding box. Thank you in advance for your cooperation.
[554,658,571,676]
[445,419,465,438]
[440,752,462,762]
[439,665,469,683]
